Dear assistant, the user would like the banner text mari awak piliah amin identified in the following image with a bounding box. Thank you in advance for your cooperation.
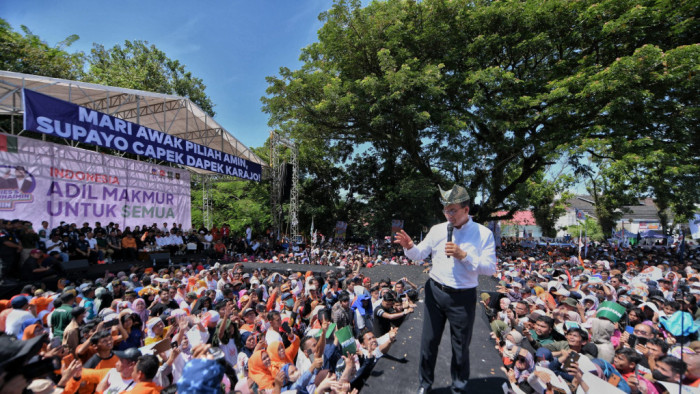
[22,89,261,181]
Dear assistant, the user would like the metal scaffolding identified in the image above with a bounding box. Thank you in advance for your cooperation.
[270,131,299,243]
[0,71,271,229]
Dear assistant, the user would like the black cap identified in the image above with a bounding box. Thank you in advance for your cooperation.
[114,347,142,362]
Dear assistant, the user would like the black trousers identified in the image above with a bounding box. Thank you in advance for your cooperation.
[419,278,477,392]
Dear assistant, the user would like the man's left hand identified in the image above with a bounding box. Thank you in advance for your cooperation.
[445,242,467,260]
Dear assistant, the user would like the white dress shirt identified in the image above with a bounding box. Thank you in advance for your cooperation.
[404,218,497,289]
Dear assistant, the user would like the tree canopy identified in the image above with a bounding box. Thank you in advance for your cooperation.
[0,19,84,80]
[264,0,699,237]
[85,40,216,117]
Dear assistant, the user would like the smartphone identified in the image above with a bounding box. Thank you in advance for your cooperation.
[636,337,648,346]
[281,322,292,334]
[103,319,119,329]
[628,334,637,348]
[563,352,580,369]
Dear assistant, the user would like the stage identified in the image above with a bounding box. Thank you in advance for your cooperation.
[239,261,508,394]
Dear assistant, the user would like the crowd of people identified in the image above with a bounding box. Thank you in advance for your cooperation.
[0,219,273,281]
[0,219,418,285]
[486,238,700,393]
[0,239,420,393]
[5,216,700,393]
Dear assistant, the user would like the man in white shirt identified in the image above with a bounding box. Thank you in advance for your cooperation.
[5,296,36,338]
[394,185,496,394]
[92,348,140,393]
[265,310,284,344]
[45,234,69,262]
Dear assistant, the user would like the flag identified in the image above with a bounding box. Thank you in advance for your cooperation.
[575,208,586,221]
[311,217,317,244]
[578,227,583,263]
[679,230,686,264]
[0,134,18,153]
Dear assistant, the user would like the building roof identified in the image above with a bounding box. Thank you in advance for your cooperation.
[0,71,268,176]
[566,196,664,222]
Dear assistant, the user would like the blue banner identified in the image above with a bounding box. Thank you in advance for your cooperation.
[22,89,261,181]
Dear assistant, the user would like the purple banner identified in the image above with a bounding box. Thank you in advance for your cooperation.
[0,133,191,230]
[23,89,261,181]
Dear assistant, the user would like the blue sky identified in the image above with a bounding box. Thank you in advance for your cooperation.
[0,0,335,149]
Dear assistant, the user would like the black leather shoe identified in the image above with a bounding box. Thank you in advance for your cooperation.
[417,387,429,394]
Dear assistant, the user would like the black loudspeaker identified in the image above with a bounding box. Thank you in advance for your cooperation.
[150,252,170,268]
[282,163,293,202]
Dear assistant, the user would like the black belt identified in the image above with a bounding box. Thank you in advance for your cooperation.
[430,278,473,293]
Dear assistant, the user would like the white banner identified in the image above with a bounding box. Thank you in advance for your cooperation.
[0,133,191,230]
[690,213,700,240]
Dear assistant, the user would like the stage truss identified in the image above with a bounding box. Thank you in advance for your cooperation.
[270,131,300,243]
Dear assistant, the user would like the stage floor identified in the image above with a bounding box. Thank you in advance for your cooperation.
[240,262,508,394]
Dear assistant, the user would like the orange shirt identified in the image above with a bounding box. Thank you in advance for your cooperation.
[86,353,119,370]
[0,308,12,332]
[31,296,52,314]
[122,237,137,249]
[119,381,162,394]
[62,368,109,394]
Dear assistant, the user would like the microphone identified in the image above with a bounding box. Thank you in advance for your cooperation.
[447,223,454,243]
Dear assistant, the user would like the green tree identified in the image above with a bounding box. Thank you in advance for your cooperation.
[528,172,574,238]
[85,40,215,117]
[567,217,605,243]
[191,147,272,235]
[264,0,698,225]
[0,19,84,80]
[191,178,271,235]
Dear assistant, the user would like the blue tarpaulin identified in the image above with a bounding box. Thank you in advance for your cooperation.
[640,230,665,239]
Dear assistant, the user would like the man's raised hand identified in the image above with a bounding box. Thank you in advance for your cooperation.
[393,230,414,249]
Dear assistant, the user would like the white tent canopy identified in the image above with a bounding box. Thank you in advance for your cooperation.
[0,70,268,175]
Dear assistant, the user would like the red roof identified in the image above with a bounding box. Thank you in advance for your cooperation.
[495,211,536,226]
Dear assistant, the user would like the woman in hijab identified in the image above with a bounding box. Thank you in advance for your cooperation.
[132,297,149,325]
[581,295,598,317]
[191,295,212,315]
[248,349,275,390]
[591,318,616,363]
[504,350,535,391]
[267,338,300,378]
